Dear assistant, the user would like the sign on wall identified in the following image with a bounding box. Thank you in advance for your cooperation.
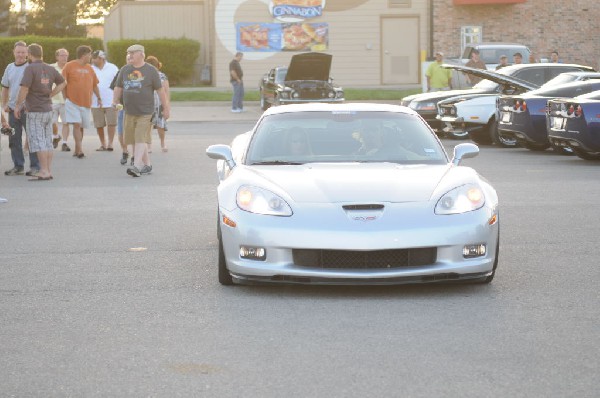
[237,22,328,52]
[269,0,326,22]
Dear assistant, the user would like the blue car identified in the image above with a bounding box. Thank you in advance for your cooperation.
[497,80,600,154]
[547,90,600,160]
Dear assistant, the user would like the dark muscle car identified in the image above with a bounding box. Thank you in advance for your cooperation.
[258,52,344,110]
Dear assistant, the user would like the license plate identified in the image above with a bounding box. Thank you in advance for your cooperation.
[552,117,565,130]
[501,112,511,123]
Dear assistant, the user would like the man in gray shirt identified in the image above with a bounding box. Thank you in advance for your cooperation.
[112,44,169,177]
[1,41,40,176]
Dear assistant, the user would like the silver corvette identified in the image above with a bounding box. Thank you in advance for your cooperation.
[206,103,499,285]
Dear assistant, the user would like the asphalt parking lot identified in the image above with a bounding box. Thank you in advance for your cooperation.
[1,104,598,397]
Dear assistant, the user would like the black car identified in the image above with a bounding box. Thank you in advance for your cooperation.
[497,80,600,154]
[258,52,344,110]
[401,63,595,134]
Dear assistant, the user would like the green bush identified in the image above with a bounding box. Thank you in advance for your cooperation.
[106,38,200,85]
[0,36,103,67]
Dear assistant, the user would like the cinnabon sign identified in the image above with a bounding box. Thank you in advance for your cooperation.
[270,0,326,22]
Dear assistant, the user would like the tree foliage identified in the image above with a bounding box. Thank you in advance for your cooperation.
[23,0,118,36]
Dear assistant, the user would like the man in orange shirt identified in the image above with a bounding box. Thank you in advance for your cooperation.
[62,45,101,158]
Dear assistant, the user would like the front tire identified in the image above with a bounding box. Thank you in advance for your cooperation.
[218,237,234,285]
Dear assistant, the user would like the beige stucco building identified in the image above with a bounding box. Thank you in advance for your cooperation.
[104,0,432,88]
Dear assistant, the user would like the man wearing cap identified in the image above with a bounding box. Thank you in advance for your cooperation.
[112,44,170,177]
[465,49,486,85]
[496,55,509,70]
[425,51,452,92]
[91,50,119,152]
[62,45,101,158]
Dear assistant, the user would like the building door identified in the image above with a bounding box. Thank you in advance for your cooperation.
[381,17,419,84]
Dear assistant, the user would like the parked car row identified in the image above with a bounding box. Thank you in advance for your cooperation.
[402,63,600,161]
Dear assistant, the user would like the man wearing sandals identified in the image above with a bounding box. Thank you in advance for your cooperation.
[62,45,101,158]
[91,50,118,152]
[14,44,66,181]
[112,44,169,177]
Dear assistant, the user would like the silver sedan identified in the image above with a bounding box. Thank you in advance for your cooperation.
[206,103,499,285]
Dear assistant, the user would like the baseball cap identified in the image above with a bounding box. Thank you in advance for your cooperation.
[92,50,106,58]
[127,44,145,53]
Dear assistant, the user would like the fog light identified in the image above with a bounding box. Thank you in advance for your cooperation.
[240,246,266,261]
[463,244,486,258]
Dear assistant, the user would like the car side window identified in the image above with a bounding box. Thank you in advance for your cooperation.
[546,67,580,80]
[513,68,545,86]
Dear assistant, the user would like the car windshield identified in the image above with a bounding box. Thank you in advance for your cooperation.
[246,111,448,165]
[275,68,287,84]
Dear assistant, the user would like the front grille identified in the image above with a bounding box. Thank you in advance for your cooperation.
[298,89,330,99]
[293,248,437,269]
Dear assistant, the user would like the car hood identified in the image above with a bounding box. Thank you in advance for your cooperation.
[402,89,489,104]
[442,64,539,90]
[285,52,332,82]
[242,163,458,203]
[438,93,501,106]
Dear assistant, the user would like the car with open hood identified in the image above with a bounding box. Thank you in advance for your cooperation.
[497,80,600,154]
[546,90,600,160]
[437,69,600,147]
[258,52,344,110]
[402,63,596,135]
[206,103,499,286]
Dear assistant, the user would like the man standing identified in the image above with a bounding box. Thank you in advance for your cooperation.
[1,41,40,176]
[50,48,71,151]
[91,50,119,151]
[112,44,169,177]
[425,51,452,92]
[513,52,524,65]
[496,55,509,70]
[14,43,66,181]
[62,45,101,159]
[465,49,486,86]
[229,52,244,113]
[550,50,561,63]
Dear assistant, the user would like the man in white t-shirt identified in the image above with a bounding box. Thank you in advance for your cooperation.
[50,48,70,151]
[91,50,119,151]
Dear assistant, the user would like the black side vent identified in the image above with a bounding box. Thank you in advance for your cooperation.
[342,204,384,210]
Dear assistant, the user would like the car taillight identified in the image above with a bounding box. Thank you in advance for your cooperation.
[567,104,575,116]
[514,100,527,111]
[575,105,583,117]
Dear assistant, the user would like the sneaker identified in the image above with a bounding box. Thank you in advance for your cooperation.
[25,169,40,177]
[120,153,129,165]
[4,167,24,176]
[231,109,241,113]
[52,136,61,149]
[140,165,152,175]
[127,166,141,177]
[62,143,71,152]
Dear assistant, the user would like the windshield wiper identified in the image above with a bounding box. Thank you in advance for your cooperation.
[251,160,304,165]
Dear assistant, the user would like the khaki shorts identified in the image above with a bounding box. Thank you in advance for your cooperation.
[65,99,92,129]
[124,114,153,145]
[91,107,118,128]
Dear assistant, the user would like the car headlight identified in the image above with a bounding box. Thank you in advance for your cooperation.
[292,91,299,98]
[435,184,485,215]
[410,101,436,111]
[237,185,293,216]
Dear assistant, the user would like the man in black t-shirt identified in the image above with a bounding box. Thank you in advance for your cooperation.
[229,52,244,113]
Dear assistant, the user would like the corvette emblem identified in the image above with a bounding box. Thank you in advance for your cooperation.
[352,216,378,222]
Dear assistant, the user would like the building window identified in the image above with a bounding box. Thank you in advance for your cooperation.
[461,26,482,53]
[389,0,411,7]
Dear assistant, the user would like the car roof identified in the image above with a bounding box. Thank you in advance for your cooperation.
[262,102,419,117]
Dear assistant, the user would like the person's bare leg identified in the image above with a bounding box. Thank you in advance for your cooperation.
[62,123,70,142]
[36,151,50,178]
[73,123,83,154]
[107,125,116,149]
[158,127,167,151]
[96,127,106,148]
[134,143,150,169]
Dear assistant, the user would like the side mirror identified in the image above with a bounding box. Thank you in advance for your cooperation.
[452,143,479,166]
[206,144,236,169]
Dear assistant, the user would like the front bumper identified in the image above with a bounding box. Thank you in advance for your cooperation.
[218,202,499,285]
